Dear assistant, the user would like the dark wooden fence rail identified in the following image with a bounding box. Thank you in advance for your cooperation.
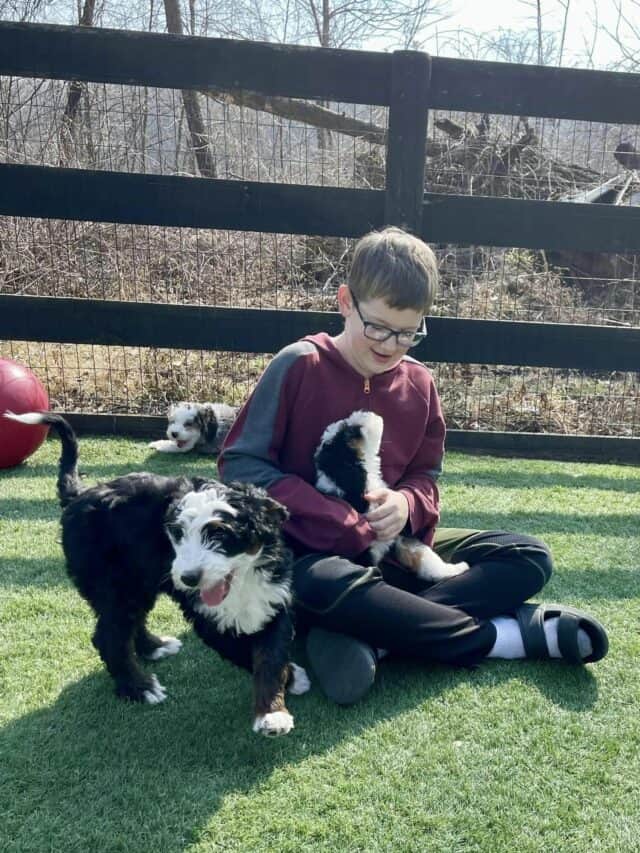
[4,163,640,253]
[0,21,639,463]
[3,21,640,123]
[2,296,639,373]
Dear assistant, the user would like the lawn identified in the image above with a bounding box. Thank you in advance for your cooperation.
[1,436,639,853]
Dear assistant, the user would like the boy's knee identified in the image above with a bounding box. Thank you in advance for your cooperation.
[525,537,554,589]
[494,533,553,598]
[293,554,379,615]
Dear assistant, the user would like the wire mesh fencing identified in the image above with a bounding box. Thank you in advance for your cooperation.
[1,70,639,436]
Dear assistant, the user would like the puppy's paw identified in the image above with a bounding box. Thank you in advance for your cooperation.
[252,710,294,736]
[415,550,470,582]
[288,663,311,695]
[142,674,168,705]
[147,636,183,660]
[148,439,183,453]
[448,560,470,577]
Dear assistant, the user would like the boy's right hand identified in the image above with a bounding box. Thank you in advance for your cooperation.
[365,488,409,542]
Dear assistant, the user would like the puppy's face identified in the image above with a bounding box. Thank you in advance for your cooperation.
[318,410,383,457]
[166,484,288,608]
[166,402,213,451]
[315,411,385,507]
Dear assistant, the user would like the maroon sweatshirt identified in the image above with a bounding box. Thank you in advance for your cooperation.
[218,332,445,558]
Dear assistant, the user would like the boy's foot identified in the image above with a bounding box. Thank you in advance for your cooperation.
[306,628,377,705]
[488,603,608,663]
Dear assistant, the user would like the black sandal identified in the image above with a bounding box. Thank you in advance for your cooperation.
[515,603,608,664]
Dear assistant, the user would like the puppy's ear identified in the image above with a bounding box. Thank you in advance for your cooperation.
[225,481,258,501]
[243,493,289,533]
[258,495,289,526]
[226,482,289,527]
[192,477,219,492]
[164,500,180,524]
[164,501,183,543]
[200,410,219,445]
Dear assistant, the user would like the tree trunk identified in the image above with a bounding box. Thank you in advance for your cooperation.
[163,0,217,178]
[59,0,96,164]
[317,0,331,150]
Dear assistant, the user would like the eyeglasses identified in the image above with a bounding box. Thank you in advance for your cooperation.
[350,292,427,348]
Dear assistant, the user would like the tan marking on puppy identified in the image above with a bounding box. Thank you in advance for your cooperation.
[347,436,366,456]
[393,537,427,574]
[252,649,289,711]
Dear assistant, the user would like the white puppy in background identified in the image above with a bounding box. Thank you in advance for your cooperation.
[149,401,238,455]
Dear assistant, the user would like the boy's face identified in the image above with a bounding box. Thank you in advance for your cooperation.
[336,284,425,378]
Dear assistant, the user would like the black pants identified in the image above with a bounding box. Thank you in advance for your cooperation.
[293,529,554,666]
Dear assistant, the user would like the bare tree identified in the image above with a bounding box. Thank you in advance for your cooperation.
[0,0,51,20]
[556,0,571,65]
[163,0,217,177]
[441,26,558,66]
[181,0,452,151]
[59,0,96,164]
[203,0,450,50]
[603,0,640,71]
[514,0,566,65]
[202,0,449,147]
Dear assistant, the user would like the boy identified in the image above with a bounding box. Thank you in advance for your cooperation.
[218,227,608,705]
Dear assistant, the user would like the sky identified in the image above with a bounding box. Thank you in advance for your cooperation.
[35,0,636,71]
[421,0,628,69]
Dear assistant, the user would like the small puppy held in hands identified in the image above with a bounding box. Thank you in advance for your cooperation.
[149,401,238,455]
[4,411,309,736]
[314,410,469,582]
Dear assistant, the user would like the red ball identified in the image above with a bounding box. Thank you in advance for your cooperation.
[0,359,50,468]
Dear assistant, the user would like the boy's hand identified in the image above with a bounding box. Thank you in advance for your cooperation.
[365,489,409,542]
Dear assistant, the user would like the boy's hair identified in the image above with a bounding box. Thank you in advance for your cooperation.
[348,226,438,314]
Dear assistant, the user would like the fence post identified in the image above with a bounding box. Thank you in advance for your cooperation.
[384,50,431,234]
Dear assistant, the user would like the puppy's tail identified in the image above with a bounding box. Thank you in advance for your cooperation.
[3,412,82,507]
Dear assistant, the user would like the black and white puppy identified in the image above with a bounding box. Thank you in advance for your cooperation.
[149,401,238,455]
[315,410,469,581]
[5,412,309,736]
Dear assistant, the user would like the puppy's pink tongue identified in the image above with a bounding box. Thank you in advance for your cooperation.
[200,577,230,607]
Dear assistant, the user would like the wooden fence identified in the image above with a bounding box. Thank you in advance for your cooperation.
[0,20,639,463]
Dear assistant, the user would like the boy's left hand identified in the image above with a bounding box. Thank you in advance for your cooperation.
[365,488,409,542]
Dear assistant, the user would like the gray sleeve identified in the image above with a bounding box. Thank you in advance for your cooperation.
[219,340,315,488]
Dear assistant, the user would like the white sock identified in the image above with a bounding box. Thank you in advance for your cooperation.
[487,615,593,660]
[487,616,525,659]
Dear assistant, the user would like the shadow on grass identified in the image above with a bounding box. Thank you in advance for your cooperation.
[1,501,637,537]
[374,654,601,714]
[0,497,60,518]
[0,555,67,588]
[441,510,637,536]
[444,470,640,494]
[1,630,601,853]
[0,461,63,479]
[0,451,218,482]
[2,550,636,604]
[0,456,219,520]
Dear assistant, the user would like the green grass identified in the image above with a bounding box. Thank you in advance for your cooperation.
[1,437,639,853]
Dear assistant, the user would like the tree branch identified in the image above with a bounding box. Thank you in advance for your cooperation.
[201,85,447,156]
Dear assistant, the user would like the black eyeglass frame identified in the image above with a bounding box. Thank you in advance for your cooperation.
[349,291,428,348]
